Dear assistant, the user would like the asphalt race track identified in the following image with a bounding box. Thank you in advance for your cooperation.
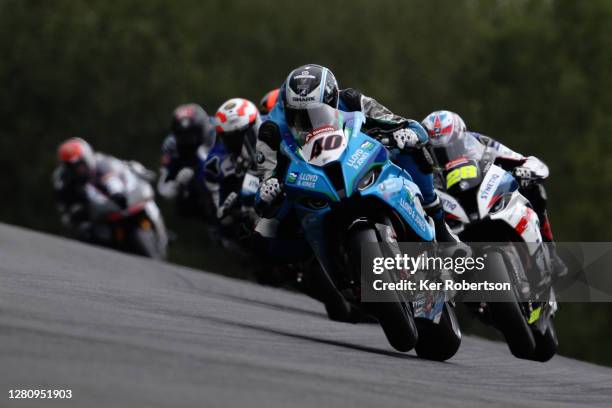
[1,223,611,407]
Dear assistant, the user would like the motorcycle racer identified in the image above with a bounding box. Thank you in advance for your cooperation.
[422,110,566,275]
[255,64,456,242]
[52,137,155,241]
[157,103,216,218]
[205,97,262,226]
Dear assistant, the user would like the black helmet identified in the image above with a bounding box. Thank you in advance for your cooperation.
[282,64,339,129]
[171,103,215,157]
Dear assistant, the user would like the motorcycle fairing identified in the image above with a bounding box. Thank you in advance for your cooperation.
[437,190,470,224]
[490,196,542,247]
[477,164,514,218]
[359,166,434,241]
[282,111,434,242]
[241,172,260,197]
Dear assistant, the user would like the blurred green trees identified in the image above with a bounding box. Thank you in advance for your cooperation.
[1,0,611,365]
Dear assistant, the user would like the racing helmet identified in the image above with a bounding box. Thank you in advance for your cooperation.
[171,103,215,158]
[421,110,467,146]
[282,64,339,139]
[57,138,96,185]
[215,98,261,155]
[259,88,280,115]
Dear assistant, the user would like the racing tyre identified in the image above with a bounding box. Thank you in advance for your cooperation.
[132,226,166,260]
[347,227,418,352]
[415,302,462,361]
[531,318,558,362]
[482,252,536,359]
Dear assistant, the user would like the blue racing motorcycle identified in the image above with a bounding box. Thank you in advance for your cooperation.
[275,104,461,360]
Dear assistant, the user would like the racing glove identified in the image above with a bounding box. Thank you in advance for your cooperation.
[513,166,536,188]
[392,128,421,150]
[513,156,549,188]
[255,177,283,217]
[176,167,195,186]
[259,178,281,204]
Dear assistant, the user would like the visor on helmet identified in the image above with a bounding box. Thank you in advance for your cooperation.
[175,129,202,156]
[286,103,341,146]
[63,160,91,185]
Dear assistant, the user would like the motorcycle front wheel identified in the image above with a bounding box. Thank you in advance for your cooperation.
[346,226,418,352]
[414,302,462,361]
[131,218,167,260]
[531,316,558,362]
[483,251,536,359]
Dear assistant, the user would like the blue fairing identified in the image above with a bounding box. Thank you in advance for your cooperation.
[281,110,434,243]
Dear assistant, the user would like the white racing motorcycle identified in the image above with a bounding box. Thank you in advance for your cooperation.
[432,134,558,362]
[84,166,168,260]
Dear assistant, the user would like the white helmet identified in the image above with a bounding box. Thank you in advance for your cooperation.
[215,98,261,154]
[421,110,467,146]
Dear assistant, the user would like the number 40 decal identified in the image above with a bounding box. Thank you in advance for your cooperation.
[310,133,343,160]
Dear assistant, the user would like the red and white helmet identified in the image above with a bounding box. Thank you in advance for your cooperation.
[421,110,466,146]
[215,98,261,154]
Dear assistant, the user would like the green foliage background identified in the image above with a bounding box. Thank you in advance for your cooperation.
[1,0,611,365]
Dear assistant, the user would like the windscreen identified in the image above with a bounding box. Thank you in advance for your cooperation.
[285,103,342,146]
[431,133,485,170]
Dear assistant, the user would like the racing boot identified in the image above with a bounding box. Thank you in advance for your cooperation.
[424,196,459,243]
[523,184,568,279]
[540,214,568,279]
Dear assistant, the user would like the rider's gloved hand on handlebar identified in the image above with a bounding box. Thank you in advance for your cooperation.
[513,166,536,187]
[176,167,195,186]
[255,177,283,217]
[392,128,421,150]
[260,178,282,204]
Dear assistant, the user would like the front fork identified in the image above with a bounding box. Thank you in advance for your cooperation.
[490,245,557,334]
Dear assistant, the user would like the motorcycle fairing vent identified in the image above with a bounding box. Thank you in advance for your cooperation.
[324,162,345,199]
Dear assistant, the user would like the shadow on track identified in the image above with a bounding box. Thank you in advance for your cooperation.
[216,293,329,320]
[192,313,419,360]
